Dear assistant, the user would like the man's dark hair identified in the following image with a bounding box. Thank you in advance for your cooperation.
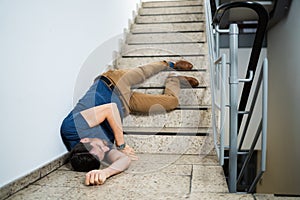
[69,142,100,172]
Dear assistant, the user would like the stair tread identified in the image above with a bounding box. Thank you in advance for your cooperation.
[122,43,208,57]
[125,134,214,155]
[123,109,211,128]
[131,22,205,33]
[142,0,203,8]
[115,56,208,70]
[127,32,206,44]
[136,13,204,24]
[139,6,203,15]
[123,126,212,135]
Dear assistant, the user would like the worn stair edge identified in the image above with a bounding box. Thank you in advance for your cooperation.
[135,14,205,24]
[123,127,211,136]
[131,22,205,34]
[142,1,203,8]
[121,43,207,57]
[126,32,206,44]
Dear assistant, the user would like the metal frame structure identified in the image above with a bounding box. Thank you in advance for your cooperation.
[205,0,269,193]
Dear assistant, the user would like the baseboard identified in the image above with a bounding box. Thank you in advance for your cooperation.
[0,153,69,200]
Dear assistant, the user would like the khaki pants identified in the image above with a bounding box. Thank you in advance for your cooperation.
[102,61,180,115]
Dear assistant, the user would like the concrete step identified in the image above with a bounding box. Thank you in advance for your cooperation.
[136,13,204,24]
[125,134,214,155]
[131,22,205,33]
[139,5,203,15]
[124,127,211,136]
[142,0,203,8]
[132,88,211,106]
[126,32,206,44]
[121,43,207,57]
[114,56,208,70]
[123,109,211,128]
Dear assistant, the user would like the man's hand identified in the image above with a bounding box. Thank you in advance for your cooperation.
[85,170,108,186]
[120,144,139,160]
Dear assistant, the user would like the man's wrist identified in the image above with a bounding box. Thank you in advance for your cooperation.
[116,143,126,150]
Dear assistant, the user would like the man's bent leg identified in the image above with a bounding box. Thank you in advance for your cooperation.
[102,61,171,114]
[129,77,180,113]
[104,61,170,87]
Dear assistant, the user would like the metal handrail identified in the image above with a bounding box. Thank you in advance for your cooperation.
[205,0,226,166]
[205,0,269,193]
[212,1,269,132]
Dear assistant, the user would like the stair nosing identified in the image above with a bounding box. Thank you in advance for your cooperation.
[123,127,212,136]
[135,21,205,25]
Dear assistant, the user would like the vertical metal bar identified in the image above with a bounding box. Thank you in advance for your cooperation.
[237,120,262,184]
[220,54,226,166]
[238,68,263,151]
[228,24,239,193]
[216,31,220,58]
[205,0,219,160]
[215,0,220,58]
[262,58,268,172]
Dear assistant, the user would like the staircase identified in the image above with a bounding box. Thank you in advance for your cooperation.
[114,0,232,197]
[118,0,213,156]
[1,1,259,199]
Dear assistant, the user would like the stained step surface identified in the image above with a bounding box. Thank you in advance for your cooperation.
[126,32,206,44]
[136,13,205,24]
[142,0,203,8]
[131,22,205,33]
[121,43,207,56]
[124,135,214,155]
[123,109,211,128]
[139,5,203,15]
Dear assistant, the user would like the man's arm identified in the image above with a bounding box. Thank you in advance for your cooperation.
[84,149,131,186]
[80,103,138,160]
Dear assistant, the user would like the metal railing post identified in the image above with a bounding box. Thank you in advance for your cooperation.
[220,53,226,166]
[228,23,239,193]
[261,58,268,172]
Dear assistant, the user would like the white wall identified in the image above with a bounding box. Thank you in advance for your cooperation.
[257,0,300,195]
[0,0,139,187]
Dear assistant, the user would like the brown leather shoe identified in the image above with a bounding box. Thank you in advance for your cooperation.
[174,60,193,70]
[177,76,199,87]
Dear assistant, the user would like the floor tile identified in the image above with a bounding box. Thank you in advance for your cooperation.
[6,185,72,200]
[189,193,254,200]
[254,194,300,200]
[175,155,219,166]
[127,161,192,176]
[33,170,87,188]
[191,165,228,193]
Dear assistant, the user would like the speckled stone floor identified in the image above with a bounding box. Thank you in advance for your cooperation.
[5,153,300,200]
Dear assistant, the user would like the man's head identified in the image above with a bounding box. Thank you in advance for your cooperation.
[69,138,110,172]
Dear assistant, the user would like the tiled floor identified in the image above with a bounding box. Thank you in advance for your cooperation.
[2,154,300,200]
[4,153,300,199]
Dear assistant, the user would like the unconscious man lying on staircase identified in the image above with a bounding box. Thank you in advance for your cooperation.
[60,60,199,185]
